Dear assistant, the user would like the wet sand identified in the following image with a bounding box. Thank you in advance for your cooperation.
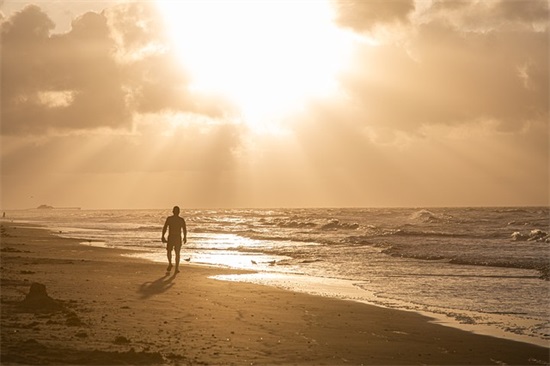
[1,222,548,365]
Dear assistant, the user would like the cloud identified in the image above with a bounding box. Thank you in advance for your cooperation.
[5,1,545,139]
[334,0,415,32]
[104,2,167,54]
[0,4,231,136]
[495,0,549,24]
[336,15,548,135]
[427,0,549,32]
[1,6,129,134]
[282,0,548,201]
[1,1,548,208]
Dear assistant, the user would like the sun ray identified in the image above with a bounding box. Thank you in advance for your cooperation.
[155,0,353,130]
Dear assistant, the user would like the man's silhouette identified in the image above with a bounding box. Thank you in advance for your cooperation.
[162,206,187,273]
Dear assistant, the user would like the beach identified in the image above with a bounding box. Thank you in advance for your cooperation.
[1,222,549,365]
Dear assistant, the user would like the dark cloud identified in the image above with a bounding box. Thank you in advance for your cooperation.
[0,4,230,136]
[495,0,549,24]
[1,6,129,134]
[334,0,415,32]
[1,5,55,95]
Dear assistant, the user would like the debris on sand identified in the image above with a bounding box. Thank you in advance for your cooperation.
[18,282,64,313]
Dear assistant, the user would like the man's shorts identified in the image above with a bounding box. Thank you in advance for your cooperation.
[166,236,182,252]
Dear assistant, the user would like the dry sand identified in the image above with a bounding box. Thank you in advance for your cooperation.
[1,222,548,365]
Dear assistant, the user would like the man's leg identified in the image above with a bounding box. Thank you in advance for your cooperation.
[175,246,181,273]
[166,246,173,271]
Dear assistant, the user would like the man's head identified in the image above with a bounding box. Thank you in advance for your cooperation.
[172,206,180,215]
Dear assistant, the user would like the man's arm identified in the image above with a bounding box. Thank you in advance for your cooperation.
[162,218,168,243]
[182,218,187,244]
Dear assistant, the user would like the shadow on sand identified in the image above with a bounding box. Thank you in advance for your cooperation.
[138,272,177,299]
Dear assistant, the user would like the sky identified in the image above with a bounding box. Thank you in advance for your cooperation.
[1,0,548,209]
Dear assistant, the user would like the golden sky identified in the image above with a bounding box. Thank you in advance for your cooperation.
[1,0,548,209]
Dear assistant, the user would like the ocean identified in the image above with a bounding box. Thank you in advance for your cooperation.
[4,207,549,347]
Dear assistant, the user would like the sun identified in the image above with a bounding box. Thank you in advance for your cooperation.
[156,0,352,130]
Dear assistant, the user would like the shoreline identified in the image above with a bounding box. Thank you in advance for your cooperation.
[127,248,550,349]
[1,222,549,365]
[11,219,550,348]
[115,238,550,348]
[210,272,550,348]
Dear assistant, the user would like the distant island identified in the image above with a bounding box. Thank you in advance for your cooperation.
[37,205,80,210]
[37,205,54,209]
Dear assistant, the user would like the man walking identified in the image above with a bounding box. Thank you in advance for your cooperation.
[162,206,187,273]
